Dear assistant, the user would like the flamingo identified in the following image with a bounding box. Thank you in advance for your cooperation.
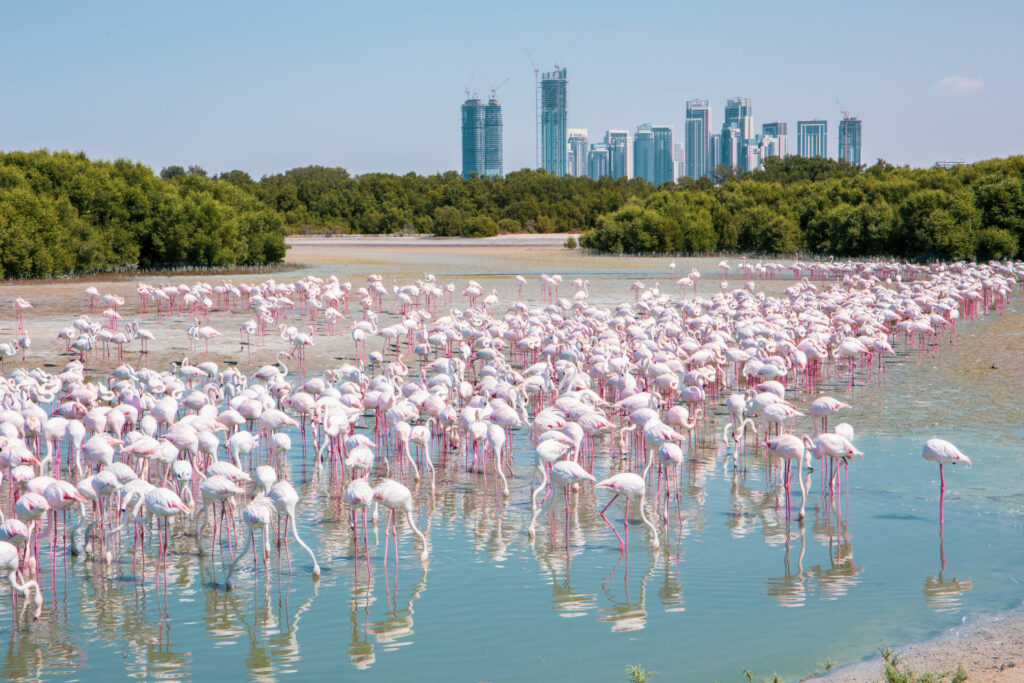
[372,479,429,563]
[921,439,971,525]
[595,452,660,553]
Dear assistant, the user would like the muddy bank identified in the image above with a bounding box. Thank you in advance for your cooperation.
[812,602,1024,681]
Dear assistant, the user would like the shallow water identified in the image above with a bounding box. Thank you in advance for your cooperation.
[0,246,1021,682]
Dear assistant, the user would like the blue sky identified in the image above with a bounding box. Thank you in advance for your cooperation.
[2,0,1021,177]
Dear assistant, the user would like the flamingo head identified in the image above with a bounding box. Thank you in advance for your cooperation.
[953,453,972,466]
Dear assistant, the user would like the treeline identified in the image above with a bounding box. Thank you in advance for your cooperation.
[216,166,658,237]
[579,156,1024,260]
[2,150,1020,278]
[0,151,285,278]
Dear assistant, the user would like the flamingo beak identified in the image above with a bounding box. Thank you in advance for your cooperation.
[958,455,972,466]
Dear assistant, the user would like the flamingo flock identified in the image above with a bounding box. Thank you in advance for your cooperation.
[0,256,1015,625]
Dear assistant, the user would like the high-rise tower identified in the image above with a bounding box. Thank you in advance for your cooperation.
[461,98,485,178]
[797,120,828,158]
[541,67,568,176]
[567,129,589,177]
[761,122,788,157]
[605,130,632,180]
[651,125,674,185]
[633,124,655,184]
[838,116,862,166]
[484,98,503,177]
[685,99,711,179]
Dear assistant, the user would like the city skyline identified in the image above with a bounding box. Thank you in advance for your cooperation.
[2,1,1021,177]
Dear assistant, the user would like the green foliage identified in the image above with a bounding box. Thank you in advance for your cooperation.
[3,151,1020,278]
[879,643,969,683]
[625,664,657,683]
[0,150,286,277]
[581,155,1023,259]
[564,235,578,249]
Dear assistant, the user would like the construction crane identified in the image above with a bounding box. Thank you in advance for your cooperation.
[525,49,540,168]
[489,77,509,101]
[836,99,850,120]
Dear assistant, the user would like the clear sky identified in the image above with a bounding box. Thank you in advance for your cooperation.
[2,0,1022,178]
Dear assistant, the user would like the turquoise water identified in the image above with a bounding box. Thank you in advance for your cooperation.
[1,252,1021,682]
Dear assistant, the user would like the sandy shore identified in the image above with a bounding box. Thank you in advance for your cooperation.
[286,233,576,248]
[812,602,1024,681]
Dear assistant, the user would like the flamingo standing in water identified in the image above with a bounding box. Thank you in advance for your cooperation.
[0,541,43,619]
[372,479,429,563]
[595,458,660,553]
[921,439,971,525]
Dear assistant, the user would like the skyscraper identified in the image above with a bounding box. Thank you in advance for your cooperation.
[461,98,485,178]
[567,129,589,177]
[797,120,828,158]
[652,125,674,185]
[541,67,568,176]
[633,124,655,184]
[587,144,610,180]
[761,122,788,157]
[484,98,503,177]
[685,99,711,179]
[838,116,862,166]
[605,130,632,179]
[709,133,721,173]
[724,97,754,140]
[720,127,742,172]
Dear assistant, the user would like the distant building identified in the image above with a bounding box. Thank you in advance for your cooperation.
[724,97,754,141]
[709,133,721,173]
[461,98,485,178]
[797,119,828,158]
[541,68,568,176]
[720,126,742,172]
[588,143,610,179]
[673,142,686,182]
[633,124,655,184]
[567,128,589,177]
[484,98,503,177]
[744,143,761,173]
[933,160,966,169]
[838,116,862,166]
[685,99,711,179]
[758,134,781,163]
[652,125,674,184]
[605,130,632,179]
[761,122,788,157]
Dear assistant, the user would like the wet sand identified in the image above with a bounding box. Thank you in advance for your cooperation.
[813,603,1024,681]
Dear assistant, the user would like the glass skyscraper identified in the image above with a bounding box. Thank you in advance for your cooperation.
[461,98,485,178]
[797,120,828,158]
[541,68,568,176]
[633,124,655,184]
[724,97,754,140]
[685,99,711,179]
[587,144,610,180]
[838,117,862,166]
[651,125,674,185]
[605,130,632,179]
[761,122,788,157]
[720,127,742,172]
[484,98,503,177]
[567,129,588,177]
[709,133,721,173]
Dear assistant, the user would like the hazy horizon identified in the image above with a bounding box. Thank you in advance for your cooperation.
[2,0,1022,179]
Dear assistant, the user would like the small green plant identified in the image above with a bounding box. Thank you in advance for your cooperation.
[564,235,578,249]
[625,664,657,683]
[743,668,754,682]
[879,643,969,683]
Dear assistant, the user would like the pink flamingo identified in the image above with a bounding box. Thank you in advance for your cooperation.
[922,439,971,525]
